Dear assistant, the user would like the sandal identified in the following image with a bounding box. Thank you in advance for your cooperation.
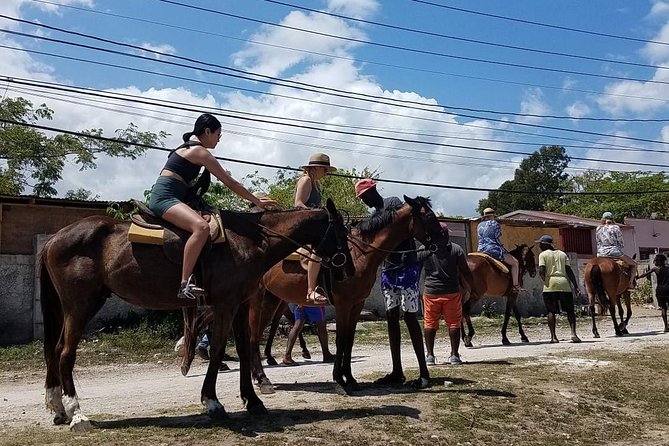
[177,275,206,300]
[374,373,406,386]
[306,286,328,305]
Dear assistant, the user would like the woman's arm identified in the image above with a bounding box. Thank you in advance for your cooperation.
[294,176,312,208]
[195,149,276,208]
[636,267,658,280]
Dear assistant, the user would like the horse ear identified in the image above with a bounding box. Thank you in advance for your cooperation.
[403,195,417,207]
[325,198,337,215]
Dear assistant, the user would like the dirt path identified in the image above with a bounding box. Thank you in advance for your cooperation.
[2,310,668,429]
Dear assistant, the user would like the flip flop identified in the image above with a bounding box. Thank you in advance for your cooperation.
[305,288,328,305]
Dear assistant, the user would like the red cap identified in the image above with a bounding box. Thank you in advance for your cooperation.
[355,178,377,198]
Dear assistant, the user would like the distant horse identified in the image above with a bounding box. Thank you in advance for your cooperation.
[584,257,634,337]
[39,199,352,430]
[249,196,443,395]
[461,244,537,346]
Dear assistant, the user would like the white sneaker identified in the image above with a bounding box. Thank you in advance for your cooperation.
[449,355,462,365]
[426,355,436,366]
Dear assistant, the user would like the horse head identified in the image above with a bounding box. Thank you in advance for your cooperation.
[404,195,443,251]
[524,244,537,277]
[319,198,355,282]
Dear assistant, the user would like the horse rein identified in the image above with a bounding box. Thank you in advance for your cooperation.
[244,212,348,269]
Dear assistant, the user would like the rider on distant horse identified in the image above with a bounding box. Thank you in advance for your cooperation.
[477,208,520,292]
[596,211,636,282]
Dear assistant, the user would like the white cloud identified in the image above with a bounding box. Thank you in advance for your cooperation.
[232,11,366,78]
[327,0,379,19]
[566,101,591,119]
[516,88,550,124]
[647,1,669,19]
[138,42,177,60]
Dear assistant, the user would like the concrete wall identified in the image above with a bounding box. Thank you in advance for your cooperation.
[0,235,146,347]
[0,255,35,345]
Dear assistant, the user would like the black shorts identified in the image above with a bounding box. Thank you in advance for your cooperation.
[543,292,575,315]
[657,294,669,308]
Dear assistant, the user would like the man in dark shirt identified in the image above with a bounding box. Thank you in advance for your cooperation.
[418,222,474,365]
[355,179,429,389]
[637,253,669,332]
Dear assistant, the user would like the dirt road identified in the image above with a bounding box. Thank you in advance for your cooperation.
[2,310,668,430]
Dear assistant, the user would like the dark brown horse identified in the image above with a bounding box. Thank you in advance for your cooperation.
[584,257,634,337]
[39,199,352,430]
[248,196,443,395]
[461,244,537,346]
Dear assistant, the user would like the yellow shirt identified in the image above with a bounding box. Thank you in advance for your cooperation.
[538,249,572,293]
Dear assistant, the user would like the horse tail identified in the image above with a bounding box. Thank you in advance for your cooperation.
[39,247,63,372]
[590,264,609,311]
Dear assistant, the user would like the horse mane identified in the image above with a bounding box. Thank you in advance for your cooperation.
[354,206,399,235]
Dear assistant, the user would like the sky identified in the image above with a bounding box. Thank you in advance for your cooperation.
[2,0,669,216]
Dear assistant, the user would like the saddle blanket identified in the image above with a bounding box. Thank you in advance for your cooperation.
[469,252,510,274]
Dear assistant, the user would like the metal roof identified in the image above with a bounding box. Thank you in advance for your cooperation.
[499,210,631,228]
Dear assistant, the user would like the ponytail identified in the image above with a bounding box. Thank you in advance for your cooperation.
[182,131,194,142]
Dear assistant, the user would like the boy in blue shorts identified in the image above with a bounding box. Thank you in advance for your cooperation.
[282,304,335,365]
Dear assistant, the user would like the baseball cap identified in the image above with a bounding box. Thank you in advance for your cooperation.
[534,234,554,245]
[355,178,377,198]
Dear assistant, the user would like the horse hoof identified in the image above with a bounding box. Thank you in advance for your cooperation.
[218,363,230,372]
[593,333,600,339]
[521,337,530,343]
[266,357,277,366]
[208,407,228,420]
[334,383,352,396]
[259,382,275,395]
[53,412,68,425]
[502,339,511,346]
[69,414,93,432]
[247,402,268,416]
[181,364,190,377]
[615,331,624,337]
[463,337,473,348]
[621,329,629,335]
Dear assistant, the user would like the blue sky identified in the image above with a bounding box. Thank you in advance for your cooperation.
[2,0,669,215]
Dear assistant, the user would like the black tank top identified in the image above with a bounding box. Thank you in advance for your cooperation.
[162,141,202,183]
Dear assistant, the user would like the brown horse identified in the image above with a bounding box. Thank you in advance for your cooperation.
[39,199,353,430]
[584,257,634,337]
[248,196,444,395]
[461,244,537,347]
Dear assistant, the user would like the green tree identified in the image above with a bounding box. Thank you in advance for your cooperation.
[64,187,100,201]
[0,97,168,197]
[552,170,669,219]
[478,145,571,215]
[204,168,373,216]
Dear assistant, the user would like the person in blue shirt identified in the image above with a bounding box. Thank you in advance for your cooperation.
[477,207,520,292]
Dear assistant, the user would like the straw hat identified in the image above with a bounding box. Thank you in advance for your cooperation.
[482,207,495,216]
[301,153,337,172]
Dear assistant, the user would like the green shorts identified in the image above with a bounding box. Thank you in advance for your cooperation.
[148,176,188,216]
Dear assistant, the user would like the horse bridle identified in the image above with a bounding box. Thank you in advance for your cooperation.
[346,202,440,256]
[250,211,349,269]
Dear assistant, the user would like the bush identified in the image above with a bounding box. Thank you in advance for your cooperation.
[631,279,653,306]
[97,310,183,340]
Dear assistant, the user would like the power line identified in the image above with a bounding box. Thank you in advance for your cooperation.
[3,117,668,195]
[6,76,668,169]
[261,0,669,73]
[154,0,669,89]
[5,23,669,150]
[409,0,669,47]
[25,0,669,107]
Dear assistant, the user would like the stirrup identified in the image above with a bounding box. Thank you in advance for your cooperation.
[306,286,328,305]
[177,275,206,300]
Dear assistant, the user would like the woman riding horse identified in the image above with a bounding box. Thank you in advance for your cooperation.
[40,197,352,430]
[477,208,521,293]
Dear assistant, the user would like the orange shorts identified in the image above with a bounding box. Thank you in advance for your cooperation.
[423,292,463,330]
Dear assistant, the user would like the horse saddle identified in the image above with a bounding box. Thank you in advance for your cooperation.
[127,200,226,247]
[284,247,317,271]
[469,252,510,274]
